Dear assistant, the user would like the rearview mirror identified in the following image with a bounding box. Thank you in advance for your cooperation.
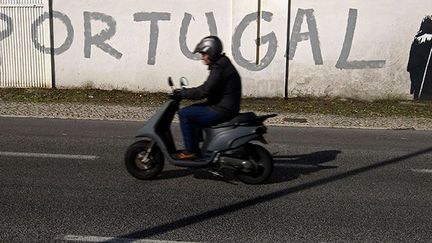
[180,77,189,87]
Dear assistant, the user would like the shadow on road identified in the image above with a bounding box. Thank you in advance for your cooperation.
[154,169,193,180]
[154,150,340,184]
[109,146,432,242]
[269,150,340,183]
[154,169,239,185]
[273,150,341,165]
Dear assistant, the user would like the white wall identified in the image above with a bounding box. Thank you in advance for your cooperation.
[287,0,431,99]
[232,0,288,97]
[3,0,430,99]
[52,0,232,92]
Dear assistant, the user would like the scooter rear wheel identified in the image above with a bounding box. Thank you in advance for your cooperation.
[236,143,273,184]
[125,140,164,180]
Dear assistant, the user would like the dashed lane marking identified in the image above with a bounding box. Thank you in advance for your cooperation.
[59,234,199,243]
[0,151,98,160]
[411,169,432,174]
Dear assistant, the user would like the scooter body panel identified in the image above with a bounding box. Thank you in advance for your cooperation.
[136,100,177,157]
[135,100,215,167]
[202,125,262,152]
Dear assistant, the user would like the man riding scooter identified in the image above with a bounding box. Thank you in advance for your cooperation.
[172,36,242,160]
[125,36,275,183]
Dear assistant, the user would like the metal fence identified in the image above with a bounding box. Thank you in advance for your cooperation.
[0,0,52,88]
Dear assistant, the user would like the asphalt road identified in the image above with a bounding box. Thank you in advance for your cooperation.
[0,117,431,242]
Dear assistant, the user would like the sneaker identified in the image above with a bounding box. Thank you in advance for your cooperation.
[174,152,197,160]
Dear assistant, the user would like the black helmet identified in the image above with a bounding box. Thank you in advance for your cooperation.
[193,36,223,60]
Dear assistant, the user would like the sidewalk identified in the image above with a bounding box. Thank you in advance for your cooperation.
[1,101,432,130]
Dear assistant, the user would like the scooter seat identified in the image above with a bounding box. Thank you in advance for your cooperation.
[210,112,276,128]
[211,112,256,128]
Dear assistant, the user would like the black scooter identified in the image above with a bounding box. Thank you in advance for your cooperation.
[124,77,277,184]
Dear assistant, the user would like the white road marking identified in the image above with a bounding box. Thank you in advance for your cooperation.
[411,169,432,174]
[60,235,198,243]
[0,152,98,160]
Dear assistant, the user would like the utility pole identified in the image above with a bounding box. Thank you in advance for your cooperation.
[284,0,292,99]
[48,0,56,88]
[256,0,262,65]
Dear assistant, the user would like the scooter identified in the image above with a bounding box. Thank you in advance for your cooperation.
[124,77,277,184]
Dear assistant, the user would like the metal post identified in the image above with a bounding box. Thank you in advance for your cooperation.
[256,0,262,65]
[284,0,292,99]
[48,0,56,88]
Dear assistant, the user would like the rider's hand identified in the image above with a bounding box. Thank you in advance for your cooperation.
[169,89,183,101]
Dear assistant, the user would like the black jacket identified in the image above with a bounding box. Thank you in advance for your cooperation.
[180,54,242,119]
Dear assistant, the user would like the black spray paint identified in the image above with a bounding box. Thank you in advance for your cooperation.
[31,11,74,55]
[0,13,12,66]
[232,11,277,71]
[289,9,323,65]
[0,13,13,41]
[407,16,432,99]
[84,11,123,59]
[336,9,386,69]
[179,12,218,60]
[134,12,171,65]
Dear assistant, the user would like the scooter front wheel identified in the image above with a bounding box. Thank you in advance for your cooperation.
[236,143,273,184]
[124,140,164,180]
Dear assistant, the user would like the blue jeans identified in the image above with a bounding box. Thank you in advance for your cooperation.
[179,104,223,153]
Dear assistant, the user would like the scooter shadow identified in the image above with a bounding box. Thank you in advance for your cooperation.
[268,150,341,184]
[154,169,194,180]
[154,150,341,185]
[155,168,239,185]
